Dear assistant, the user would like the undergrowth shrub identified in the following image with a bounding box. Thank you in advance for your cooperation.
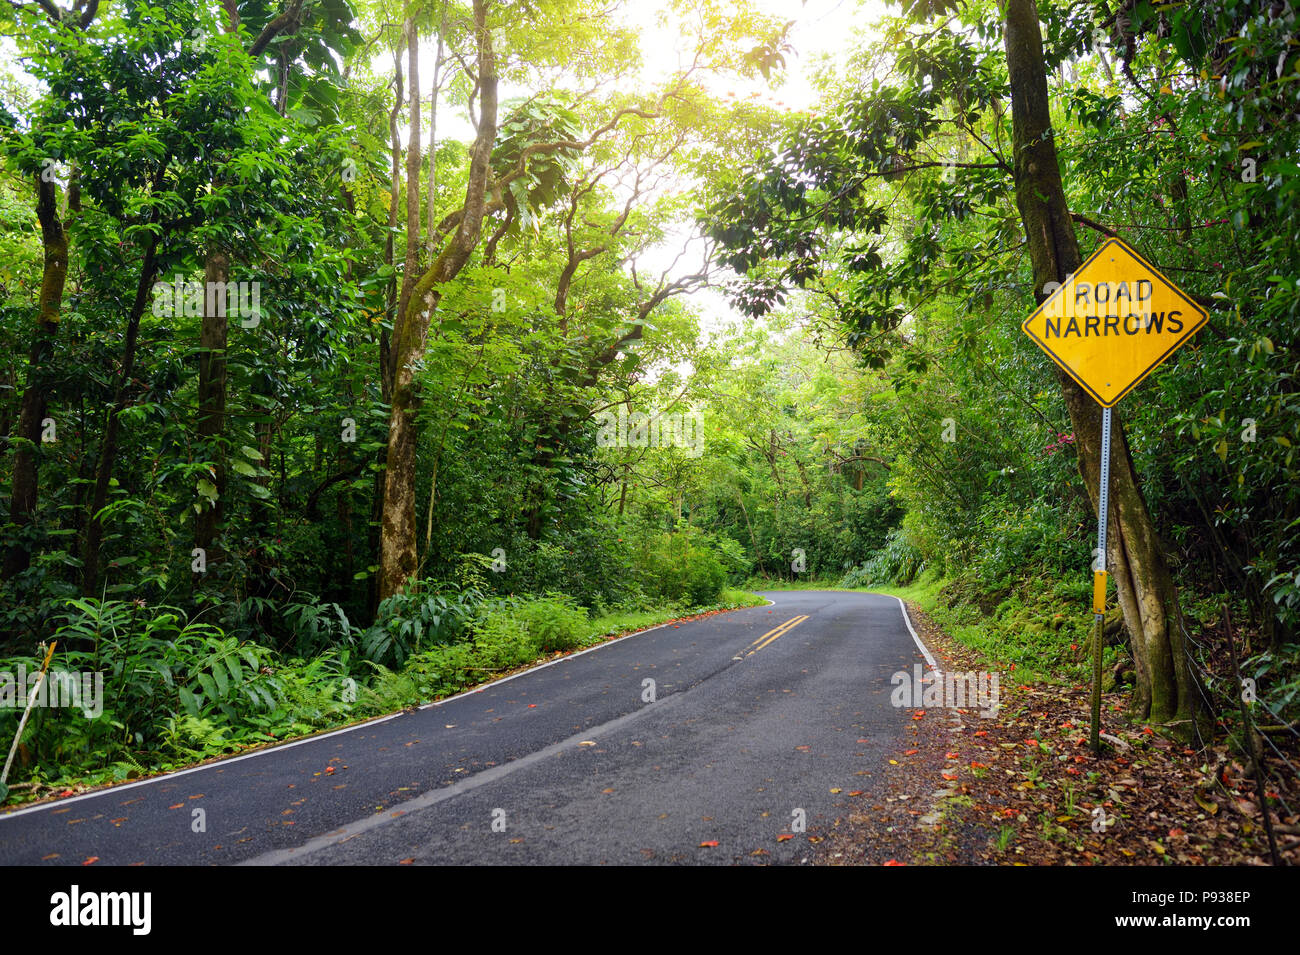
[841,528,923,587]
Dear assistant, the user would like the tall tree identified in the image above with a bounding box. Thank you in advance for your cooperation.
[1003,0,1195,729]
[2,1,98,580]
[379,0,498,599]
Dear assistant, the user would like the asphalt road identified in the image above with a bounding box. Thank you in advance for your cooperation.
[0,590,935,865]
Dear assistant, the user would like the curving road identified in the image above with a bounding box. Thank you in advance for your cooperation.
[0,591,936,865]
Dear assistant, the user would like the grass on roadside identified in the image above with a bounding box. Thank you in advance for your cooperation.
[849,570,1096,684]
[745,571,1095,684]
[2,589,769,805]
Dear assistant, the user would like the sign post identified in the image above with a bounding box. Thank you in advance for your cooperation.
[1021,237,1208,753]
[1091,407,1110,753]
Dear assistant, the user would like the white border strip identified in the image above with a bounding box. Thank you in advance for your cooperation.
[895,595,940,675]
[0,711,405,821]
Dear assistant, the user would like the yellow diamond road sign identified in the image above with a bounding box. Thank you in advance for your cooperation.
[1021,237,1209,407]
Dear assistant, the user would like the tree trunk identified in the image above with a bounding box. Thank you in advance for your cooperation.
[378,0,498,600]
[82,237,160,595]
[1004,0,1196,730]
[394,16,421,337]
[368,33,407,615]
[425,1,449,261]
[4,175,67,580]
[194,249,229,568]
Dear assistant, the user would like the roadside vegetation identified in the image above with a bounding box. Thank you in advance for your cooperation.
[1,0,1295,842]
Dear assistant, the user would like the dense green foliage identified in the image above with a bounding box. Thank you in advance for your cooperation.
[0,0,1296,798]
[701,0,1299,748]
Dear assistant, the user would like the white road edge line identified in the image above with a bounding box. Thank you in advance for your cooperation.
[894,595,941,676]
[0,601,773,822]
[241,688,693,865]
[0,711,405,821]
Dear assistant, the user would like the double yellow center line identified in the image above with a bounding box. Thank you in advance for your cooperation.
[742,615,809,657]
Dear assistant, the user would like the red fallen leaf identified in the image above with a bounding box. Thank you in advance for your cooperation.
[699,840,719,848]
[82,856,99,866]
[848,791,864,796]
[1073,755,1088,763]
[1142,726,1154,735]
[903,749,919,755]
[1002,808,1016,817]
[941,773,958,780]
[527,704,536,708]
[1066,767,1081,775]
[399,858,415,865]
[970,762,988,769]
[1115,757,1129,765]
[912,713,925,721]
[1169,828,1185,838]
[914,710,926,716]
[325,766,335,774]
[974,730,989,737]
[168,803,184,809]
[1009,663,1016,670]
[776,834,794,842]
[883,859,905,866]
[1060,722,1074,729]
[945,752,959,759]
[857,738,870,743]
[59,789,75,797]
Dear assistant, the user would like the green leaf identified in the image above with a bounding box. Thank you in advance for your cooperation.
[197,672,219,701]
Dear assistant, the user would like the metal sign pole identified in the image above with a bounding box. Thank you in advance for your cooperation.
[1090,406,1111,753]
[1020,239,1208,754]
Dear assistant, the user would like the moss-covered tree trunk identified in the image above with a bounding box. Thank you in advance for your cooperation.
[194,249,229,569]
[1004,0,1196,730]
[379,0,498,600]
[4,175,68,580]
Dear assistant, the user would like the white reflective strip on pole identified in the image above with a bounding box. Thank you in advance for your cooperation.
[1097,406,1111,577]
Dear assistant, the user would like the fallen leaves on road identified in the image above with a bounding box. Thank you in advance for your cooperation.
[813,600,1299,868]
